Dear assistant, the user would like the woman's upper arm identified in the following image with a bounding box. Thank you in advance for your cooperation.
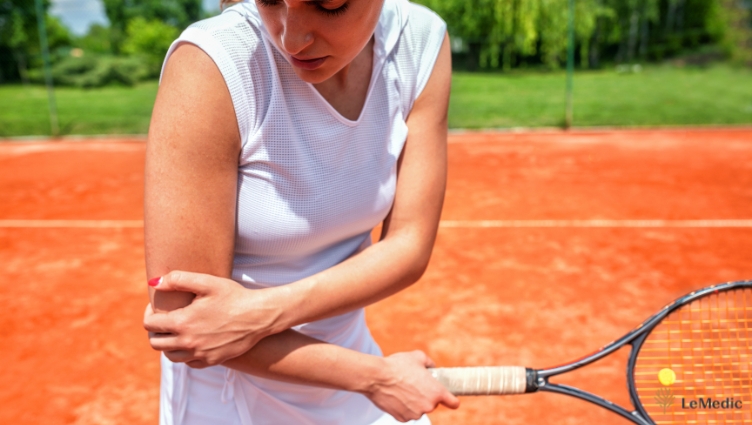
[379,33,451,266]
[145,43,241,306]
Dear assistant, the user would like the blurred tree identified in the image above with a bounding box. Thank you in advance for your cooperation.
[416,0,743,70]
[0,0,41,82]
[417,0,602,69]
[44,13,72,48]
[74,24,112,54]
[121,17,179,77]
[711,0,752,63]
[0,0,71,83]
[102,0,202,54]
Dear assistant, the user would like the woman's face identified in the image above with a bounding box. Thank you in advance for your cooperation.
[255,0,384,84]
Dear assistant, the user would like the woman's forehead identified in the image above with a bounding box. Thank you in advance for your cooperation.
[292,0,346,3]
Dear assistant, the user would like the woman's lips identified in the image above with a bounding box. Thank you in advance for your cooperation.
[290,55,326,70]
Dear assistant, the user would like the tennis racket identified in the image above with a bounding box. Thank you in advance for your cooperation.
[430,280,752,425]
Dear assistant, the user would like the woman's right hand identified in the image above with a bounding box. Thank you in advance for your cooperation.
[144,271,285,368]
[365,351,460,422]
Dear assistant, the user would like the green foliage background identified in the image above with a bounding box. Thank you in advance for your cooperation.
[102,0,201,54]
[0,0,71,83]
[415,0,752,69]
[1,0,749,86]
[121,17,180,77]
[0,0,202,86]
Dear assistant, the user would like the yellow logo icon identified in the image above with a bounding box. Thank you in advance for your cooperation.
[658,368,676,386]
[655,368,676,414]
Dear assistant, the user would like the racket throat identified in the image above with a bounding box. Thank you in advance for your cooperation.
[526,368,540,393]
[537,383,651,425]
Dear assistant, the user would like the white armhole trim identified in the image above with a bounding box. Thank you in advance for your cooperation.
[414,22,447,99]
[160,27,253,148]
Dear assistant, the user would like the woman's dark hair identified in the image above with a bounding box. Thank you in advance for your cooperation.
[220,0,244,9]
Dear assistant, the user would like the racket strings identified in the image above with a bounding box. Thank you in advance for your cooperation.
[634,288,752,424]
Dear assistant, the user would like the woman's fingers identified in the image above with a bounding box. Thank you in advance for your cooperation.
[164,349,194,363]
[148,329,214,368]
[152,289,195,314]
[164,350,210,368]
[151,271,213,296]
[186,359,210,369]
[439,390,460,409]
[143,307,183,334]
[144,303,154,317]
[412,351,459,409]
[148,332,182,351]
[417,350,436,368]
[405,350,436,368]
[364,351,461,421]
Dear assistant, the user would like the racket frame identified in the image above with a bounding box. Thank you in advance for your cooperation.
[526,280,751,425]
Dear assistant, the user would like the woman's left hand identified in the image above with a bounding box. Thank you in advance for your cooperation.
[143,271,284,368]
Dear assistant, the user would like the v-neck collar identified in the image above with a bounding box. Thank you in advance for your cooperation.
[304,36,385,126]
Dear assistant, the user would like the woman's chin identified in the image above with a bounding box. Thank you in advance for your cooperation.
[292,68,327,84]
[291,62,348,85]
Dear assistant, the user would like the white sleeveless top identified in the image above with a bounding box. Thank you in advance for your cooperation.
[158,1,446,424]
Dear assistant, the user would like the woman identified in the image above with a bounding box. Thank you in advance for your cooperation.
[143,0,456,423]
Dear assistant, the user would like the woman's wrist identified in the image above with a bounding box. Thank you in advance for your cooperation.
[266,279,318,332]
[350,355,392,395]
[240,284,299,337]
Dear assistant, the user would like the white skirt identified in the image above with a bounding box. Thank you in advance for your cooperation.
[159,309,432,425]
[160,356,432,425]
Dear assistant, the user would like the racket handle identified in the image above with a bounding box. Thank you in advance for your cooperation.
[429,366,536,396]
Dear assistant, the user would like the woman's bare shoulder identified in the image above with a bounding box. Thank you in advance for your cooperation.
[162,43,226,91]
[160,10,271,146]
[157,43,238,140]
[150,43,241,165]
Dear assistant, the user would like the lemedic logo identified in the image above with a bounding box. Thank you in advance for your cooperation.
[653,368,744,413]
[654,368,676,414]
[681,398,744,410]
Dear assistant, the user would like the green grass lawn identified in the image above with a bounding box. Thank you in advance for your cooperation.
[1,64,751,137]
[0,82,158,137]
[450,64,752,128]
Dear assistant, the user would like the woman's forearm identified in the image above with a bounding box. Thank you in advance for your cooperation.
[271,236,431,334]
[222,328,386,394]
[222,327,460,422]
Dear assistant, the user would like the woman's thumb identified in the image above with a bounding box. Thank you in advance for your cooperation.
[441,391,460,410]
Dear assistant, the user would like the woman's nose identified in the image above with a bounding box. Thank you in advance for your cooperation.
[280,8,314,55]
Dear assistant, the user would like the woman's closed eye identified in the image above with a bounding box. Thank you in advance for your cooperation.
[256,0,350,17]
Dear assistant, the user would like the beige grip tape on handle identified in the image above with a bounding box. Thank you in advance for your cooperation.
[429,366,528,396]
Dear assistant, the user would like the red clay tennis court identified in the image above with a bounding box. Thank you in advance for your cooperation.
[2,128,751,424]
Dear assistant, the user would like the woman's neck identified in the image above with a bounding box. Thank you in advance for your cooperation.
[313,36,375,120]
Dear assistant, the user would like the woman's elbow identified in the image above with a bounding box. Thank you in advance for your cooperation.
[382,228,438,286]
[402,244,435,285]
